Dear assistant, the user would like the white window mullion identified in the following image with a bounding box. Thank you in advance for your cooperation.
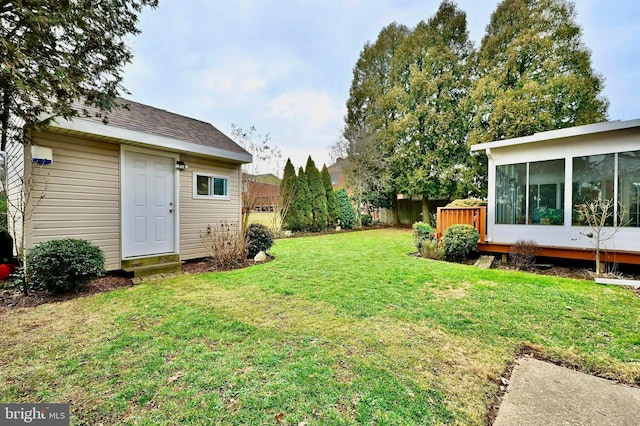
[614,152,619,226]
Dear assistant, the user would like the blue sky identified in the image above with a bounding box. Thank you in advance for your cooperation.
[122,0,640,175]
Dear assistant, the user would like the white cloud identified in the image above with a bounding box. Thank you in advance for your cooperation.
[200,58,267,99]
[268,90,344,131]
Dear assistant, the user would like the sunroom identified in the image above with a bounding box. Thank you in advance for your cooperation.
[470,118,640,264]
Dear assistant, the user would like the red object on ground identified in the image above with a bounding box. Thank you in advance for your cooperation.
[0,263,15,280]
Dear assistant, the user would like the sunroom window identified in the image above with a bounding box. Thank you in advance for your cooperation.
[529,159,565,225]
[572,154,614,226]
[495,163,526,224]
[495,160,565,225]
[618,150,640,227]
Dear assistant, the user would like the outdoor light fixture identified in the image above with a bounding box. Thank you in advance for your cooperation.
[32,145,53,165]
[175,160,188,170]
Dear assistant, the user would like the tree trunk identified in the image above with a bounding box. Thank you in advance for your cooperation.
[1,88,12,152]
[422,195,431,225]
[391,194,400,226]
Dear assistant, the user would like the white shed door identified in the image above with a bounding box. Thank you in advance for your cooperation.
[123,151,175,258]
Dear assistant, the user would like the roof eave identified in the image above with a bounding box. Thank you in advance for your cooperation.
[49,117,253,164]
[470,118,640,152]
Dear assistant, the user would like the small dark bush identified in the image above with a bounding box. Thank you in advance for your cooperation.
[412,221,436,250]
[244,223,275,258]
[26,239,105,294]
[361,214,373,226]
[509,239,539,270]
[442,225,479,261]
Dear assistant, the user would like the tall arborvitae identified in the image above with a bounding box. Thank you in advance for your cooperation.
[280,158,297,230]
[289,166,312,231]
[305,157,328,231]
[321,164,340,226]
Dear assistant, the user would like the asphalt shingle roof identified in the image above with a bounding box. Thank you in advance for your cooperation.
[74,98,249,156]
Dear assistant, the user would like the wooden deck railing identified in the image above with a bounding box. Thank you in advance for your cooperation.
[436,206,486,243]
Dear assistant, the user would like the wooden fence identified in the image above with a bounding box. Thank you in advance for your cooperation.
[436,206,486,243]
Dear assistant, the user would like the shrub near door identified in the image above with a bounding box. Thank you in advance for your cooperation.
[26,239,105,294]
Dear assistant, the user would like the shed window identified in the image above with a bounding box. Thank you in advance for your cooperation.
[194,173,229,199]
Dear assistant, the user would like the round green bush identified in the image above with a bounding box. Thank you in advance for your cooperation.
[412,221,436,250]
[445,198,487,208]
[442,225,479,261]
[244,223,275,258]
[26,239,105,294]
[361,214,373,226]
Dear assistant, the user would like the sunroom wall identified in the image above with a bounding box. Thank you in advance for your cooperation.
[487,128,640,252]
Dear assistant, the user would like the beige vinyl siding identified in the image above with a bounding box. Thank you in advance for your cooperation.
[26,132,121,270]
[179,154,242,260]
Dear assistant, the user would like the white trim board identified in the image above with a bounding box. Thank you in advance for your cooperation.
[51,117,253,164]
[470,118,640,152]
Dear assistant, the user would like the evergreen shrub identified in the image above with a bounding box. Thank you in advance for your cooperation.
[442,225,479,261]
[26,239,105,294]
[336,189,356,229]
[412,221,436,250]
[244,223,275,258]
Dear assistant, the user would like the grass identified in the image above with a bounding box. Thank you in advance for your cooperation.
[1,229,638,425]
[247,211,281,231]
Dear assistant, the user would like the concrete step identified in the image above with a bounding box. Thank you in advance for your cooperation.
[123,261,183,278]
[122,254,182,278]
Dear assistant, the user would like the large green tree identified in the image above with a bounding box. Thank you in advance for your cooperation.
[469,0,608,144]
[305,157,328,231]
[389,1,476,221]
[343,22,410,225]
[0,0,158,151]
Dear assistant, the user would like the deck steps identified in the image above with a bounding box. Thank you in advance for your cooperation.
[122,254,182,278]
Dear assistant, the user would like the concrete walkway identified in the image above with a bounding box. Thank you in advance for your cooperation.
[494,357,640,426]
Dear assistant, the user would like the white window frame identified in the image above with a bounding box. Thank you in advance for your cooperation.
[193,172,230,200]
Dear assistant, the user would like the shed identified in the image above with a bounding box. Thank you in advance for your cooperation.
[6,99,252,275]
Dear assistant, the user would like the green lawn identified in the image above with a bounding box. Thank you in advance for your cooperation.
[1,229,638,425]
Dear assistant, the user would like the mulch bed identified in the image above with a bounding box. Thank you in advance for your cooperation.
[0,255,274,314]
[0,274,133,314]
